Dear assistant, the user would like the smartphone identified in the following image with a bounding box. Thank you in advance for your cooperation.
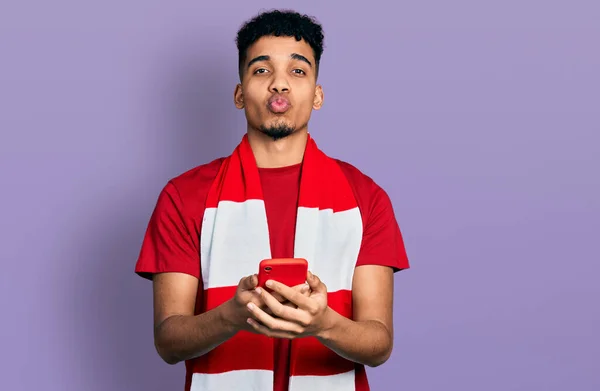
[257,258,308,291]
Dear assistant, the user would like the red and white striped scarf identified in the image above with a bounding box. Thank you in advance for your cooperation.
[192,133,363,390]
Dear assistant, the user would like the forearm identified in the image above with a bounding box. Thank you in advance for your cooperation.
[317,308,393,367]
[154,300,238,364]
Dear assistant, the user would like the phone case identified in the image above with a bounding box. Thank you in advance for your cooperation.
[257,258,308,290]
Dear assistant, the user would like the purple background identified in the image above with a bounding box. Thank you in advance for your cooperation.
[1,1,599,390]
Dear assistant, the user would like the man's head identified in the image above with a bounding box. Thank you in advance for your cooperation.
[233,10,325,141]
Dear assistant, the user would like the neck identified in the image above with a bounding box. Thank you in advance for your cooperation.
[247,128,308,168]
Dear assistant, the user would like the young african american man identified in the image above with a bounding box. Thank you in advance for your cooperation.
[135,9,410,391]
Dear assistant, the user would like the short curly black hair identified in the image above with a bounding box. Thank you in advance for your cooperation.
[235,9,325,80]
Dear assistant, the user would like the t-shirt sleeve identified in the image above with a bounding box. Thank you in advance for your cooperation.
[355,186,410,272]
[135,181,200,280]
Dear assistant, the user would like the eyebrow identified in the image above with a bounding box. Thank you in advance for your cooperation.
[247,55,270,69]
[290,53,312,67]
[247,53,313,69]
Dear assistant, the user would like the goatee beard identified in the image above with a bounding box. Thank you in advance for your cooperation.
[259,123,295,141]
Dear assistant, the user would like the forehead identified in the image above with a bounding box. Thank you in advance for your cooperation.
[245,36,315,63]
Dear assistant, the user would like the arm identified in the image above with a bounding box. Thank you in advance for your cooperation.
[153,272,308,364]
[135,183,259,364]
[245,177,409,366]
[246,267,395,367]
[316,265,394,367]
[152,272,237,365]
[316,179,407,366]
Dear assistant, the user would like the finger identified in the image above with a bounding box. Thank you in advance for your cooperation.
[291,283,308,291]
[266,280,313,309]
[270,283,307,302]
[271,291,286,302]
[257,286,312,325]
[294,283,311,296]
[246,300,305,333]
[241,274,258,291]
[306,271,326,293]
[246,318,297,339]
[264,304,294,316]
[301,284,311,296]
[282,300,297,308]
[248,293,285,316]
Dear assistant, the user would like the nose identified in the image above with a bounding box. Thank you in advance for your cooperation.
[269,72,290,94]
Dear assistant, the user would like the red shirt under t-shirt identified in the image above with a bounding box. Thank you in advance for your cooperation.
[135,157,410,391]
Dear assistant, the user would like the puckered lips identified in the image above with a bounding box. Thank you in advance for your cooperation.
[267,93,291,114]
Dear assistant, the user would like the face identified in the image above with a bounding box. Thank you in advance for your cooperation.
[234,36,324,140]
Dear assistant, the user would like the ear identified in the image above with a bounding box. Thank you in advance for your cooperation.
[313,84,324,110]
[234,83,244,109]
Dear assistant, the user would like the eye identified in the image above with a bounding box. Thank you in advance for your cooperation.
[254,68,269,74]
[292,69,306,75]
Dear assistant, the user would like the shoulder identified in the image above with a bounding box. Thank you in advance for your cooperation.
[336,159,378,188]
[135,159,225,280]
[335,160,410,271]
[334,158,399,233]
[153,157,225,223]
[335,159,389,209]
[165,157,225,203]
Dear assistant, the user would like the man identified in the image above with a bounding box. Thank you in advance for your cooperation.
[135,9,410,391]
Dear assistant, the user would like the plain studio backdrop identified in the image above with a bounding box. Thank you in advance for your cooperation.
[0,1,598,390]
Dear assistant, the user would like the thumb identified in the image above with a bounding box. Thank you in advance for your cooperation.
[241,274,258,290]
[307,271,326,292]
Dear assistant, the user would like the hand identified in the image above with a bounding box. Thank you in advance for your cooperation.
[225,274,309,332]
[270,284,311,312]
[245,271,330,339]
